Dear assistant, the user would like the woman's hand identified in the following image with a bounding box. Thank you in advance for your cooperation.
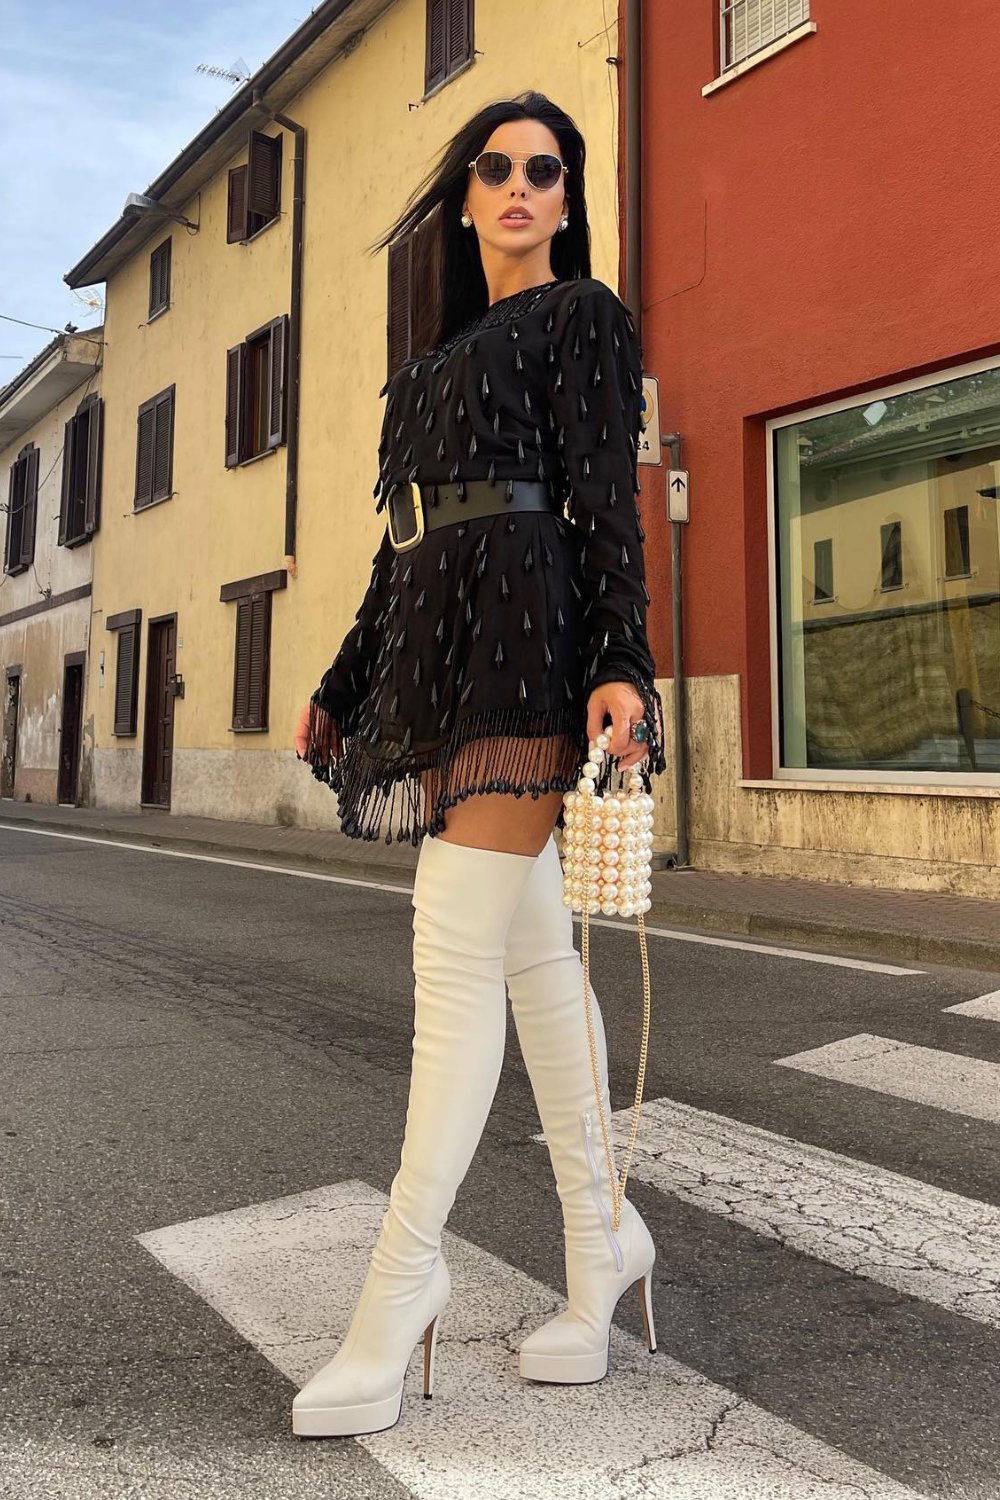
[586,681,656,770]
[295,699,341,763]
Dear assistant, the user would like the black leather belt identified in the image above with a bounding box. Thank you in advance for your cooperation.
[386,478,559,552]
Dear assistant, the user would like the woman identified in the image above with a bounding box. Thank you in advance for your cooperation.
[291,90,666,1439]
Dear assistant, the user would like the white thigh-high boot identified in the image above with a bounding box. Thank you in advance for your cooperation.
[292,836,539,1437]
[504,833,657,1384]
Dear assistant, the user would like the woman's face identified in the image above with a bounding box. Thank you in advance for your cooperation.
[463,120,568,263]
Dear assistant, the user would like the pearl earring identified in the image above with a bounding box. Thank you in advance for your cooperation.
[460,211,472,228]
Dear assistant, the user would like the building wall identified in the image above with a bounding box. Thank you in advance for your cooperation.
[0,343,100,802]
[639,0,1000,892]
[89,0,629,825]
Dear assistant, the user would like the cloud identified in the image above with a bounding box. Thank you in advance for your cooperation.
[0,0,307,368]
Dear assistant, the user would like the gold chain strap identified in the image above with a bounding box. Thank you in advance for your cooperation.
[577,781,652,1233]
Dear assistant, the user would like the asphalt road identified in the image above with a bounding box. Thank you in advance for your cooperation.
[2,824,999,1500]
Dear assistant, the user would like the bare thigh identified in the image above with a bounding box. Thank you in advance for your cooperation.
[419,734,571,856]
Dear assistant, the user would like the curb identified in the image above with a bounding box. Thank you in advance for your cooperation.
[3,812,998,975]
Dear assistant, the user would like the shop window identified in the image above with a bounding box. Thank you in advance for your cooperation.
[773,364,1000,776]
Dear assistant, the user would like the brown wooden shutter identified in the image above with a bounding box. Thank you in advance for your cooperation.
[152,387,174,501]
[225,344,244,467]
[19,447,38,569]
[247,131,281,220]
[136,399,155,507]
[113,624,140,736]
[232,591,270,730]
[228,165,248,242]
[426,0,448,89]
[58,416,73,545]
[84,397,102,535]
[267,316,288,448]
[448,0,472,67]
[387,238,411,378]
[3,463,16,571]
[149,239,171,317]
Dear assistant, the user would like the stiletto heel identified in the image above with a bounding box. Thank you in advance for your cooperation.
[637,1266,656,1353]
[423,1312,440,1398]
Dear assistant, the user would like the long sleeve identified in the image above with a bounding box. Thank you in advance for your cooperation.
[304,524,394,784]
[547,280,666,779]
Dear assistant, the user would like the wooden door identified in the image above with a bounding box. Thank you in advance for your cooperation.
[142,617,176,807]
[57,657,84,804]
[1,671,20,798]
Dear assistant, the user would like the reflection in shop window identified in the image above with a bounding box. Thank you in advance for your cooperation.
[774,365,1000,775]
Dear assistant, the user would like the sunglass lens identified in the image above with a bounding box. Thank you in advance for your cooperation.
[477,152,512,187]
[526,154,563,189]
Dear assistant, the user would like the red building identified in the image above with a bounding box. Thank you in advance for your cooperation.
[635,0,1000,895]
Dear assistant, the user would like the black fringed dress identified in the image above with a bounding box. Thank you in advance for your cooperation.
[304,275,666,845]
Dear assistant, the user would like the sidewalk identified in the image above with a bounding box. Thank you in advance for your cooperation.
[2,797,998,972]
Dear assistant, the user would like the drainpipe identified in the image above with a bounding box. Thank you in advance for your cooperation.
[252,89,304,571]
[622,1,689,868]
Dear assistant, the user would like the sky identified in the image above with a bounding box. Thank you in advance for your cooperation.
[0,0,313,374]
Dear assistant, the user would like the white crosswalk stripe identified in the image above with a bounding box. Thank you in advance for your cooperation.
[944,989,1000,1022]
[773,1033,1000,1124]
[137,1183,925,1499]
[566,1098,1000,1331]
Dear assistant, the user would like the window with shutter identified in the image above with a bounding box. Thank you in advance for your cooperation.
[425,0,473,93]
[3,444,38,575]
[228,165,248,243]
[386,221,438,379]
[231,590,271,731]
[387,239,411,379]
[107,611,142,737]
[58,395,103,547]
[226,318,288,465]
[134,386,174,509]
[228,132,281,244]
[114,627,138,735]
[723,0,809,69]
[149,238,171,318]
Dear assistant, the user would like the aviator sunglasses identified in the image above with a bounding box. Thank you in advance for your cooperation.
[468,150,568,191]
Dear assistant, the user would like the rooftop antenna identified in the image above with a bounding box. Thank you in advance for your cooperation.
[196,57,252,88]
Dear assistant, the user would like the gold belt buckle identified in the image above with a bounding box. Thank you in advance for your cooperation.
[387,481,426,553]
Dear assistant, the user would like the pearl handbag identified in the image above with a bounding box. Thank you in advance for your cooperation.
[561,728,654,1233]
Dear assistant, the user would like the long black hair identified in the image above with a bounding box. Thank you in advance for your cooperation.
[367,91,592,354]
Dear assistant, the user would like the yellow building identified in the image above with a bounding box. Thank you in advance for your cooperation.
[0,331,104,804]
[60,0,628,826]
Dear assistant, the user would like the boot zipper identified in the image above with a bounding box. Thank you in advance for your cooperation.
[581,1110,624,1271]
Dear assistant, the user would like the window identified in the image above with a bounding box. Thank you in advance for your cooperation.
[386,216,439,380]
[813,538,833,602]
[722,0,809,69]
[106,609,141,736]
[880,521,903,591]
[3,443,39,575]
[773,363,1000,776]
[425,0,473,95]
[227,130,282,243]
[220,569,286,731]
[226,315,288,466]
[135,386,175,509]
[149,238,171,318]
[944,504,971,578]
[59,393,103,547]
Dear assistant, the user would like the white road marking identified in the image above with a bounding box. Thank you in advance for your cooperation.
[137,1182,924,1498]
[1,822,920,974]
[944,990,1000,1022]
[580,913,921,974]
[774,1033,1000,1125]
[540,1097,1000,1330]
